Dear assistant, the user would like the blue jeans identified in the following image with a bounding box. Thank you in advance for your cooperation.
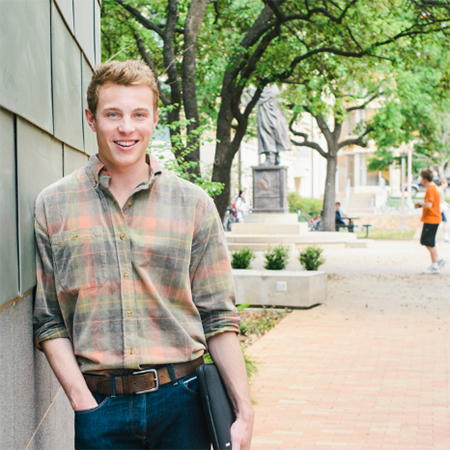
[75,373,211,449]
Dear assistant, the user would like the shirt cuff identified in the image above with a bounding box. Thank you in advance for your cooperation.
[202,310,241,340]
[35,326,70,351]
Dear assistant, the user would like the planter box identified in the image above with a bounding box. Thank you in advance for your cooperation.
[233,269,327,308]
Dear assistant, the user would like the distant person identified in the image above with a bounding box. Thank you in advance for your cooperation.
[335,202,349,230]
[415,170,446,274]
[235,190,247,223]
[438,179,449,242]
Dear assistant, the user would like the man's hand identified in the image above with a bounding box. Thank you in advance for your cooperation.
[71,391,98,412]
[416,201,433,209]
[208,332,255,450]
[41,338,97,411]
[231,410,254,450]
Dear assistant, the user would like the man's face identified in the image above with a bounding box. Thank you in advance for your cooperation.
[335,203,340,210]
[85,82,159,172]
[421,177,430,187]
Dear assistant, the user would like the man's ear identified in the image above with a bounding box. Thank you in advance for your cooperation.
[153,108,160,131]
[85,108,97,132]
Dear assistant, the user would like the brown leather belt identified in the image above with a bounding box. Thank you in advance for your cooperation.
[83,356,204,396]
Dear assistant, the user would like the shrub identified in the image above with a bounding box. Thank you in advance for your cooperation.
[299,245,326,270]
[288,192,323,215]
[231,248,255,269]
[264,245,290,270]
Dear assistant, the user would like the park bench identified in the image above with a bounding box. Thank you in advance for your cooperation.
[335,223,355,233]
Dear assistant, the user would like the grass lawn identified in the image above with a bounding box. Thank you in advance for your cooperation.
[357,228,416,240]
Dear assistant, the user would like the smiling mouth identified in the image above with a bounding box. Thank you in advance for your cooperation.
[114,140,139,149]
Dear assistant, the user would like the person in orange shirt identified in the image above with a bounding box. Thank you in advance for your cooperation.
[415,169,446,274]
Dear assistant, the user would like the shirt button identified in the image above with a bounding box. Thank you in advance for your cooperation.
[94,182,98,188]
[127,200,133,207]
[120,233,125,241]
[123,273,129,280]
[129,349,135,355]
[126,311,132,317]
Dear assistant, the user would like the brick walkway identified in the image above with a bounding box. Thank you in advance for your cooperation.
[248,241,450,450]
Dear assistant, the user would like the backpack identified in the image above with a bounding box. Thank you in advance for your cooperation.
[231,202,238,217]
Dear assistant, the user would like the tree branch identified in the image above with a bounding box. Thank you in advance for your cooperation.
[346,91,381,112]
[291,138,328,158]
[133,32,171,106]
[338,127,373,149]
[114,0,165,38]
[316,114,333,143]
[289,113,328,158]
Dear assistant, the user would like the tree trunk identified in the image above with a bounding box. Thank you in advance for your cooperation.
[322,151,338,231]
[212,73,235,219]
[164,0,183,159]
[182,0,208,177]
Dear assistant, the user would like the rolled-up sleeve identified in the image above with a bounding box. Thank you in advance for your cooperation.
[33,201,69,350]
[190,201,240,340]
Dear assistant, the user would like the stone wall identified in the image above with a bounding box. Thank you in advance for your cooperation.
[0,1,100,448]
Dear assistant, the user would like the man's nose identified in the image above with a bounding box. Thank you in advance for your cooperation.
[118,117,135,134]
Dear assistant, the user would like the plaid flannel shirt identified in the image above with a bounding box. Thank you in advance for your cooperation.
[33,154,239,374]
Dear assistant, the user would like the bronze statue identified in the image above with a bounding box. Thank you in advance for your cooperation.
[244,85,291,165]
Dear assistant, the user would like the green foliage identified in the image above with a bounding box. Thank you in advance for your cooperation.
[356,228,415,240]
[231,248,255,270]
[299,246,326,271]
[288,192,323,216]
[240,312,282,337]
[264,245,290,271]
[368,40,450,177]
[150,107,223,197]
[237,301,251,312]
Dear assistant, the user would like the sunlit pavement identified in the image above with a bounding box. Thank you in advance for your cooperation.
[248,239,450,449]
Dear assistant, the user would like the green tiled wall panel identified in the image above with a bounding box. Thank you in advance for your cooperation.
[0,0,53,134]
[17,118,63,293]
[0,108,19,305]
[52,3,84,151]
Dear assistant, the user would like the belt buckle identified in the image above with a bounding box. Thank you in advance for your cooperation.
[132,368,159,394]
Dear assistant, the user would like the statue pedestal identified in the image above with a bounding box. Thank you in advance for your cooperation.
[252,165,288,214]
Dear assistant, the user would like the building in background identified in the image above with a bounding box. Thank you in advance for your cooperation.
[0,1,100,448]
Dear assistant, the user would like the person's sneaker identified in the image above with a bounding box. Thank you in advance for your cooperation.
[437,258,447,269]
[422,265,440,275]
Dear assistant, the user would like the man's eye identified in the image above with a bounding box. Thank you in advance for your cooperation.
[107,112,118,118]
[135,113,145,118]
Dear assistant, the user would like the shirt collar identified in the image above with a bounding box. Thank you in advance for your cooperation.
[85,153,163,188]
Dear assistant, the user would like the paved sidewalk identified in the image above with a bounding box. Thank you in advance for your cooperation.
[248,241,450,450]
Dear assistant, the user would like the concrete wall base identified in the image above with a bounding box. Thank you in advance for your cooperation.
[233,269,327,308]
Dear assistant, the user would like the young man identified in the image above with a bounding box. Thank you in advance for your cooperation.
[33,60,253,449]
[415,169,446,274]
[335,202,350,231]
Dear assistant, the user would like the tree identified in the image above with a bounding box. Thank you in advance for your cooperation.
[415,107,450,179]
[101,1,450,223]
[368,41,450,180]
[103,0,209,176]
[285,54,383,230]
[208,0,450,221]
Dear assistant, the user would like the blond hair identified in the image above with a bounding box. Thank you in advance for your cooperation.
[87,60,159,117]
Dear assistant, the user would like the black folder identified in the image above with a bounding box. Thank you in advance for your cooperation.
[196,363,235,450]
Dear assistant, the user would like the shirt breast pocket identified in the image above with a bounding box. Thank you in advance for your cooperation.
[51,230,110,294]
